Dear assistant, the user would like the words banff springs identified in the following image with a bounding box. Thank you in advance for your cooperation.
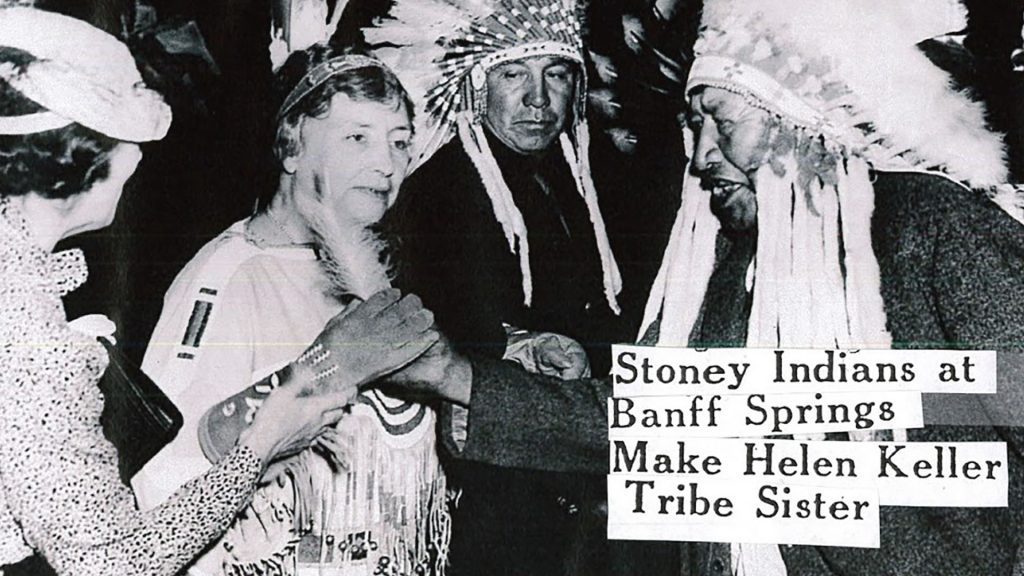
[606,347,1003,548]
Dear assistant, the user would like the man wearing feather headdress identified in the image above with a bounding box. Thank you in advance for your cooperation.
[635,1,1024,573]
[134,45,451,576]
[384,0,1024,574]
[364,0,634,573]
[371,0,625,363]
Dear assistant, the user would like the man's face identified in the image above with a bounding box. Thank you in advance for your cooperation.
[687,87,773,231]
[483,55,576,155]
[290,93,413,228]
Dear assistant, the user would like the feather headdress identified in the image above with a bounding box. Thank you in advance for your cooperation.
[365,0,583,168]
[641,5,1016,570]
[365,0,622,312]
[641,0,1018,348]
[688,0,1006,188]
[270,0,348,71]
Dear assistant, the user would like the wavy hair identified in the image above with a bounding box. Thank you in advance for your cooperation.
[0,47,119,199]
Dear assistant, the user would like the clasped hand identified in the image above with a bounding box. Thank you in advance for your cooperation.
[240,289,438,467]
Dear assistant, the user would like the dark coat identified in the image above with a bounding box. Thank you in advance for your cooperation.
[389,133,627,371]
[388,133,636,576]
[771,173,1024,576]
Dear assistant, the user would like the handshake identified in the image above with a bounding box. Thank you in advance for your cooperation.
[199,289,452,464]
[200,288,588,467]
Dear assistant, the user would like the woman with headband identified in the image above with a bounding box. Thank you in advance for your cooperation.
[0,5,437,575]
[135,43,452,576]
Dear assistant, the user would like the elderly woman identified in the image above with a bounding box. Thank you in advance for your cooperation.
[0,6,436,576]
[133,42,450,576]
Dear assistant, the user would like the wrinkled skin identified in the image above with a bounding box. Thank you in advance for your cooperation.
[484,55,576,155]
[686,86,774,231]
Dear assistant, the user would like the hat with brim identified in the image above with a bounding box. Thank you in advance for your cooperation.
[0,6,171,142]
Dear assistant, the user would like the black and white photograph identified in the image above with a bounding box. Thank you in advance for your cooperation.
[1,0,1023,574]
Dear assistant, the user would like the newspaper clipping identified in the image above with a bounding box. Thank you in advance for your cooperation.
[1,0,1023,575]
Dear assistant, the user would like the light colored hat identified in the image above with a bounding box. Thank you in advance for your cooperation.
[687,0,1007,188]
[365,0,622,313]
[0,6,171,141]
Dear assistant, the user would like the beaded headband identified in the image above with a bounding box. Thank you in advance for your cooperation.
[276,54,390,120]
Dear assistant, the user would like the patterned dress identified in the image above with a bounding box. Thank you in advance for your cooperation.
[0,197,263,575]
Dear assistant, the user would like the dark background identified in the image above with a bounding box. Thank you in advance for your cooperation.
[38,0,1024,365]
[44,0,692,364]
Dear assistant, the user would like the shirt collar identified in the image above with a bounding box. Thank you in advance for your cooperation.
[0,197,88,296]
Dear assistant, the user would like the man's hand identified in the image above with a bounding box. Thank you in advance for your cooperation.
[504,329,590,380]
[384,335,473,405]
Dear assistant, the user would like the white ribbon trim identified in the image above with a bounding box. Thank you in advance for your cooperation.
[0,111,73,135]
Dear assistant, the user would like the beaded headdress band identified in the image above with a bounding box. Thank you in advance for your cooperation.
[0,6,170,142]
[365,0,623,313]
[277,54,390,120]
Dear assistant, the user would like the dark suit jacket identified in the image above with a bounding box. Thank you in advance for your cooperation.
[389,133,638,576]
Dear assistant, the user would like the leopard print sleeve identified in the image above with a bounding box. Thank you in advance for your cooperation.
[0,300,262,576]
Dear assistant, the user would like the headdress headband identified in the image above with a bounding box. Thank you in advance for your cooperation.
[0,6,170,142]
[477,40,580,72]
[277,54,390,120]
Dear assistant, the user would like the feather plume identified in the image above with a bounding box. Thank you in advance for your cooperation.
[271,0,351,70]
[315,226,393,300]
[295,172,392,299]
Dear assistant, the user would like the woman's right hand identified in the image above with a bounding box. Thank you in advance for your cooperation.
[238,382,354,466]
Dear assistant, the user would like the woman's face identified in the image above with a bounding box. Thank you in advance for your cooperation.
[77,143,142,233]
[288,93,413,228]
